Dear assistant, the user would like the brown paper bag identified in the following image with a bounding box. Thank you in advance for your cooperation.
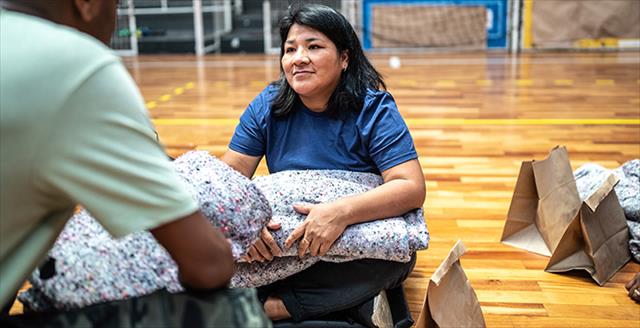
[546,174,631,285]
[501,146,581,256]
[416,240,486,328]
[501,146,630,285]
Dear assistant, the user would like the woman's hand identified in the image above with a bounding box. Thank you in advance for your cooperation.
[284,203,349,258]
[242,220,283,263]
[282,160,425,259]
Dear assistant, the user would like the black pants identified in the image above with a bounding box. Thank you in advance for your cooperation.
[1,288,270,328]
[258,254,416,323]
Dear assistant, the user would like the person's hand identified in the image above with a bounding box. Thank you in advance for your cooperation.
[284,203,348,258]
[242,220,282,263]
[625,272,640,302]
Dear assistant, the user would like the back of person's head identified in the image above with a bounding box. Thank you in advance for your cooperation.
[0,0,117,45]
[272,3,385,118]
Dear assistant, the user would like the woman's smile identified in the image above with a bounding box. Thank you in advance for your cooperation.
[293,70,313,77]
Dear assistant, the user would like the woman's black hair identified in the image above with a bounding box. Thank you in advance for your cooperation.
[271,3,386,118]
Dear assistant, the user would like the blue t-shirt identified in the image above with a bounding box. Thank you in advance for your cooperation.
[229,85,417,174]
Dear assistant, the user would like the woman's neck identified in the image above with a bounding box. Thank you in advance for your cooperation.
[299,86,336,112]
[299,96,328,112]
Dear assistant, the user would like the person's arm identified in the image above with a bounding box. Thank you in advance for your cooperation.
[150,210,233,289]
[225,86,270,179]
[39,61,237,290]
[285,158,425,257]
[221,149,261,179]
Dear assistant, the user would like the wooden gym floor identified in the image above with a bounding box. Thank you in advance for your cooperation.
[133,51,640,327]
[13,52,640,326]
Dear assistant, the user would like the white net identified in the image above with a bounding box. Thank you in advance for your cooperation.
[264,0,492,52]
[369,4,487,48]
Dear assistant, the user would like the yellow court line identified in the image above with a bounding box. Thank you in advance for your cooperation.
[523,0,533,49]
[516,79,534,86]
[435,80,457,87]
[250,80,268,87]
[405,118,639,125]
[476,80,493,86]
[554,79,574,86]
[146,82,195,110]
[595,79,615,86]
[152,118,640,126]
[154,118,239,126]
[398,79,418,86]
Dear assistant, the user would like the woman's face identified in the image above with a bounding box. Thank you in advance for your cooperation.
[281,23,348,110]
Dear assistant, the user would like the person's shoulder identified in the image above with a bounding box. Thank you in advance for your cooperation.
[1,11,126,121]
[365,88,390,98]
[249,83,279,115]
[364,88,395,104]
[260,83,280,101]
[361,89,397,113]
[47,19,119,69]
[2,10,119,75]
[353,89,401,128]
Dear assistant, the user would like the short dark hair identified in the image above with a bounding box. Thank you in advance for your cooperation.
[271,3,386,118]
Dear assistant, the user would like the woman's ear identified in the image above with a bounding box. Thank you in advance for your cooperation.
[341,50,349,71]
[73,0,100,22]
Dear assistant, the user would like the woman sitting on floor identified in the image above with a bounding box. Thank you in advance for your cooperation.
[220,4,426,326]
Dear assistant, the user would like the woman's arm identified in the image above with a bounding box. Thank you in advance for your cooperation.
[285,158,425,257]
[221,149,262,179]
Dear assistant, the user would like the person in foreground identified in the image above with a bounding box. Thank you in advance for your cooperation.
[0,0,267,326]
[221,4,426,326]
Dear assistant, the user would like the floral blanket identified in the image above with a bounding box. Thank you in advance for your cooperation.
[18,151,429,311]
